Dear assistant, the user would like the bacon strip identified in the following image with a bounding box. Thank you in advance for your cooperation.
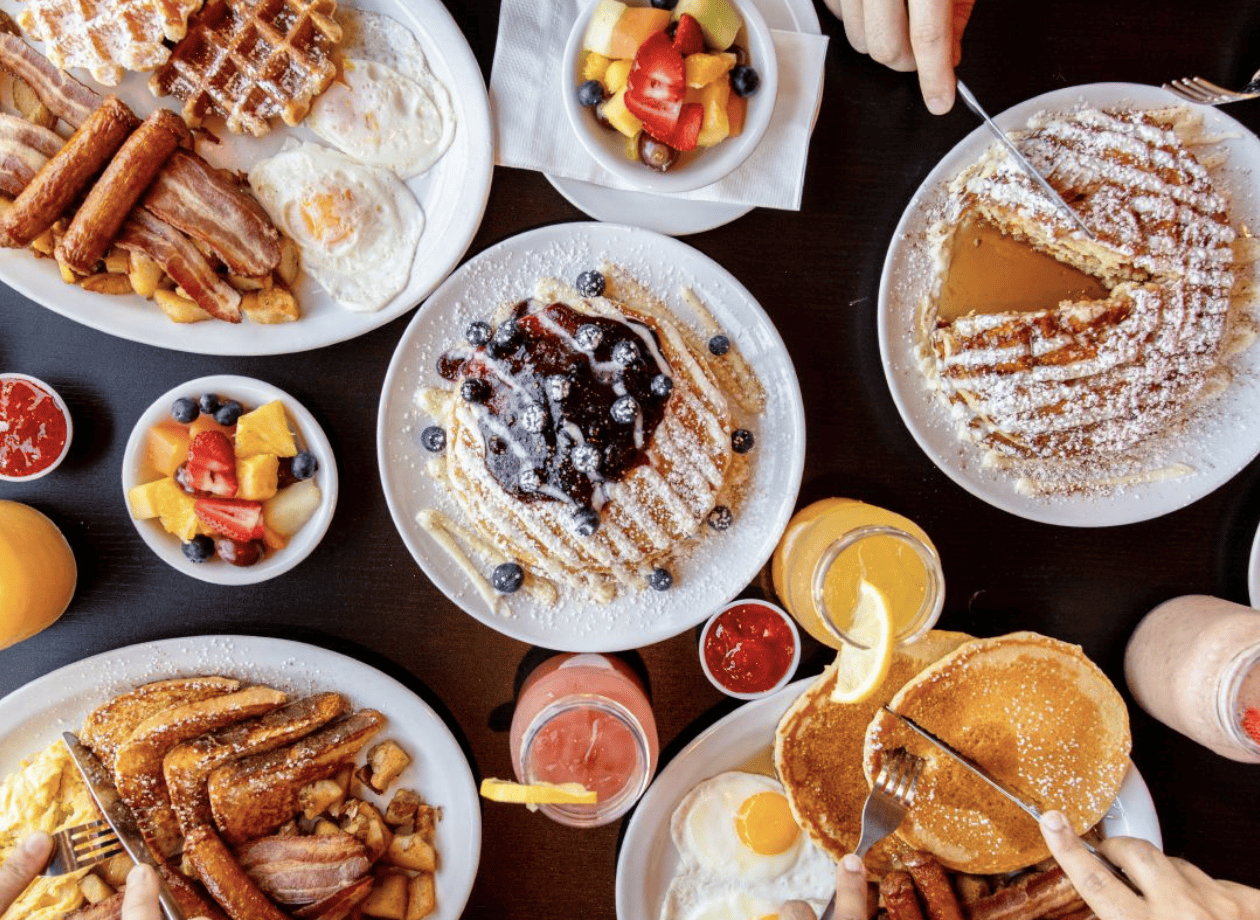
[967,867,1081,920]
[143,149,281,276]
[0,33,101,128]
[57,108,190,274]
[0,111,61,197]
[0,95,138,249]
[115,210,242,322]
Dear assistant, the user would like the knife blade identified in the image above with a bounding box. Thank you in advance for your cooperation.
[61,732,187,920]
[954,80,1097,240]
[881,707,1142,895]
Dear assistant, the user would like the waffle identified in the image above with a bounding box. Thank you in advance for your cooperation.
[420,266,746,604]
[863,633,1131,875]
[149,0,342,136]
[923,107,1247,488]
[18,0,204,86]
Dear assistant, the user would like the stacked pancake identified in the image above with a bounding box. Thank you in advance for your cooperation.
[922,106,1252,491]
[775,631,1131,876]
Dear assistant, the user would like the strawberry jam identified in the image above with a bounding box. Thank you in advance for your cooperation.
[703,602,798,696]
[0,375,70,480]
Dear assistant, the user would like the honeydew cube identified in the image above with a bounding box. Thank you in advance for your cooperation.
[583,0,627,57]
[145,421,191,477]
[673,0,743,50]
[600,87,642,138]
[696,77,731,146]
[684,52,735,88]
[234,400,297,460]
[150,478,200,541]
[604,58,633,94]
[608,7,671,59]
[264,479,321,537]
[236,453,279,501]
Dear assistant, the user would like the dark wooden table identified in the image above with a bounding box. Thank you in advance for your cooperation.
[3,0,1260,915]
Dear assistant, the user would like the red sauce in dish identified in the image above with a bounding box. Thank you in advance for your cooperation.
[704,603,797,694]
[0,377,69,479]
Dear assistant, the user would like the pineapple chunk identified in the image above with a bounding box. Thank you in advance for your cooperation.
[696,78,731,147]
[235,401,297,459]
[128,479,166,520]
[579,50,611,84]
[150,478,200,541]
[600,88,642,138]
[146,421,191,477]
[604,58,632,94]
[237,453,279,501]
[684,52,736,88]
[264,479,321,537]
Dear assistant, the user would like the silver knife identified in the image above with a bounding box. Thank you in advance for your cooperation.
[61,732,187,920]
[954,80,1097,240]
[882,707,1142,895]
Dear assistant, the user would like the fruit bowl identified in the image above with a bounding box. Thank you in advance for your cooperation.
[121,375,338,586]
[561,0,778,195]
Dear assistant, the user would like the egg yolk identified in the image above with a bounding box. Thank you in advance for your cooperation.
[735,791,799,855]
[299,189,355,246]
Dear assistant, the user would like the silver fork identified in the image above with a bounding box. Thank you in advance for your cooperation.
[818,748,924,920]
[40,820,124,876]
[1164,65,1260,105]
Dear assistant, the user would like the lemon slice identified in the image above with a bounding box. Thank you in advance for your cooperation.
[479,778,598,806]
[828,579,894,704]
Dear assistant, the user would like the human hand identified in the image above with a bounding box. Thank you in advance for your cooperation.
[122,864,210,920]
[822,0,976,114]
[0,831,53,911]
[780,853,871,920]
[1040,810,1260,920]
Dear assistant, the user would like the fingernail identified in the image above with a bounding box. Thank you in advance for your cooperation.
[926,95,951,115]
[22,832,50,853]
[1041,810,1068,832]
[841,853,865,873]
[129,863,155,884]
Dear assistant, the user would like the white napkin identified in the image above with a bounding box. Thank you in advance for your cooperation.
[489,0,828,210]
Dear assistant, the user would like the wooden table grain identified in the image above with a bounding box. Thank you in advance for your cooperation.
[3,0,1260,915]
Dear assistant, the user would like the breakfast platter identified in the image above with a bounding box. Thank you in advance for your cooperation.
[0,635,482,920]
[878,82,1260,527]
[0,0,493,355]
[378,222,806,652]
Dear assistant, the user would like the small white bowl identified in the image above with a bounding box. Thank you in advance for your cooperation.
[121,375,338,586]
[0,373,72,482]
[699,598,801,700]
[561,0,778,194]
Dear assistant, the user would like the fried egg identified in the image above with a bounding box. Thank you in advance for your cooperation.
[248,142,424,313]
[663,772,834,920]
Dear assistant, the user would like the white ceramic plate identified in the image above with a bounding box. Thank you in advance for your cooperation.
[0,635,481,920]
[0,0,493,356]
[615,677,1162,920]
[121,374,338,585]
[378,222,806,652]
[879,83,1260,527]
[1248,522,1260,608]
[546,0,820,236]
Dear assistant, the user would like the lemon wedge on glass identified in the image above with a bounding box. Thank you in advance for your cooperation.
[479,778,597,806]
[828,579,894,704]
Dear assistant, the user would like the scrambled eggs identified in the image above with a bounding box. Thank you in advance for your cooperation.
[0,742,100,920]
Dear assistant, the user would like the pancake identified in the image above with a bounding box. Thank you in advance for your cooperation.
[863,632,1130,875]
[772,630,972,874]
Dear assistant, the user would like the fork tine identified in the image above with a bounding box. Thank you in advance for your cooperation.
[1163,80,1219,104]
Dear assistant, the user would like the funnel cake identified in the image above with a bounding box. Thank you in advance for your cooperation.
[923,106,1252,492]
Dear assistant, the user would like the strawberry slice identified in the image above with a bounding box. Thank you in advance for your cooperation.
[185,430,237,497]
[673,14,705,56]
[194,497,264,542]
[661,102,703,151]
[625,31,686,142]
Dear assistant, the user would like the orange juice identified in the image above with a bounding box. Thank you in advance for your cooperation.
[771,499,942,648]
[0,500,76,649]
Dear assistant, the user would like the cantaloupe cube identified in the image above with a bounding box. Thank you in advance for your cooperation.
[150,478,200,541]
[601,88,642,138]
[188,414,235,440]
[684,52,736,88]
[235,401,297,459]
[696,77,730,146]
[604,58,632,94]
[726,89,746,136]
[237,453,279,501]
[146,421,191,477]
[128,479,166,519]
[264,479,321,537]
[608,7,671,60]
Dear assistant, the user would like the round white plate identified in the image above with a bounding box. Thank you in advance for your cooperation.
[0,0,493,356]
[1248,521,1260,608]
[378,222,806,652]
[879,83,1260,527]
[546,0,820,236]
[121,375,339,585]
[615,677,1162,920]
[0,635,482,920]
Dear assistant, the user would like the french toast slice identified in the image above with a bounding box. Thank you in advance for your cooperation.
[207,709,385,845]
[165,692,349,831]
[80,676,240,769]
[114,685,288,856]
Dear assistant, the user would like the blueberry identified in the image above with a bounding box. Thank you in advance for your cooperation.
[488,320,520,358]
[572,506,601,537]
[650,0,676,7]
[519,468,542,491]
[611,395,638,424]
[214,399,243,426]
[707,505,734,531]
[612,339,640,365]
[182,535,215,563]
[198,393,221,415]
[731,429,755,453]
[491,562,525,594]
[461,379,490,403]
[546,374,572,401]
[571,444,600,473]
[730,65,760,98]
[521,404,547,433]
[708,334,731,356]
[171,396,199,424]
[466,320,492,346]
[576,270,606,297]
[650,374,674,399]
[576,324,603,350]
[576,80,604,107]
[420,426,446,452]
[291,450,319,479]
[647,567,673,591]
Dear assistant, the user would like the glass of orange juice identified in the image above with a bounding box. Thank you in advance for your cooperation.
[771,498,943,648]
